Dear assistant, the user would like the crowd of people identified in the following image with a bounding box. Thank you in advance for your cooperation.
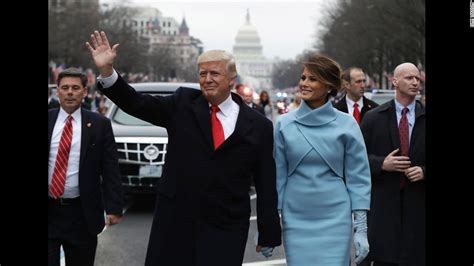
[48,29,425,266]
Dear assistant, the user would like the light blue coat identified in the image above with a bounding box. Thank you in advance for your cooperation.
[274,100,371,266]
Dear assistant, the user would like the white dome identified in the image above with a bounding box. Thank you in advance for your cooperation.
[233,9,262,52]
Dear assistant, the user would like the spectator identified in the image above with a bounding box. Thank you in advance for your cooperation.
[259,90,274,121]
[48,86,60,109]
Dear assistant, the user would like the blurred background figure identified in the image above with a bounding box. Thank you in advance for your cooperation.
[243,86,265,115]
[83,87,101,112]
[420,94,426,106]
[235,83,246,97]
[48,86,60,109]
[259,90,274,121]
[331,79,347,104]
[287,91,301,112]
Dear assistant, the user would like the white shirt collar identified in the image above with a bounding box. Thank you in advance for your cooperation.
[58,107,81,123]
[211,94,234,118]
[346,95,363,108]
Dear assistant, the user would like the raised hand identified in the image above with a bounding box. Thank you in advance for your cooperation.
[85,30,119,77]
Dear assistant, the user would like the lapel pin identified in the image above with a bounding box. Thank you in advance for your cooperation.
[87,122,92,128]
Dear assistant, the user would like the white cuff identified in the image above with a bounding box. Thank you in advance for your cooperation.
[97,69,118,88]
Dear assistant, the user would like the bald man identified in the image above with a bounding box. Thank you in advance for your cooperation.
[360,63,425,266]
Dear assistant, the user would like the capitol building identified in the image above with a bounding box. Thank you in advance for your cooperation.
[233,10,273,91]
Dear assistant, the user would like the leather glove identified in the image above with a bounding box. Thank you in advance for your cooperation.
[353,210,369,264]
[260,246,274,258]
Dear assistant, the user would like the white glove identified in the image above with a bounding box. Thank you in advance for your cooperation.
[353,210,369,264]
[260,246,274,258]
[254,232,274,258]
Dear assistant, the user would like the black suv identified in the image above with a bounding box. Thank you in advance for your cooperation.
[106,82,200,194]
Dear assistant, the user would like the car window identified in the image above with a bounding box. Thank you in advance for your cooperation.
[110,92,172,126]
[113,108,151,126]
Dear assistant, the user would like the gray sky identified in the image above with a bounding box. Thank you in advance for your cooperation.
[101,0,336,60]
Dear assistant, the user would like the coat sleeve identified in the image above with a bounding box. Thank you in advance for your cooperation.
[360,112,385,177]
[273,119,288,210]
[254,119,282,247]
[344,123,371,211]
[101,117,124,216]
[98,74,176,128]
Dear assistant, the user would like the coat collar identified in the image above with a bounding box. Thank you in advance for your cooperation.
[191,92,253,151]
[295,100,337,126]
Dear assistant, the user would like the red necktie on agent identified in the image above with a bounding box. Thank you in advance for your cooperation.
[50,115,73,198]
[211,105,225,150]
[353,102,361,124]
[399,107,409,189]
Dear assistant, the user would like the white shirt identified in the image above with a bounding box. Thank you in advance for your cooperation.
[210,94,240,140]
[48,108,82,198]
[98,69,240,139]
[345,95,364,116]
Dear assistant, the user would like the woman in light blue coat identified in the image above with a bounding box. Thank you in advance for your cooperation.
[274,54,371,266]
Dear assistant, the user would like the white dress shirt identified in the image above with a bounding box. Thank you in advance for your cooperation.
[210,94,240,140]
[345,95,364,116]
[48,108,82,198]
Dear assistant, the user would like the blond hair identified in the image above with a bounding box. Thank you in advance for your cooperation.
[197,50,238,79]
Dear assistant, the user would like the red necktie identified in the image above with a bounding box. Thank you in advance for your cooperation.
[353,102,361,124]
[211,105,224,150]
[399,107,409,189]
[50,115,73,198]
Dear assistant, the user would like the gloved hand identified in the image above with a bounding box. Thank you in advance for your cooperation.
[260,246,274,258]
[254,232,274,258]
[353,210,369,264]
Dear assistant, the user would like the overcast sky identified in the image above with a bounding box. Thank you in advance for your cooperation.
[100,0,337,60]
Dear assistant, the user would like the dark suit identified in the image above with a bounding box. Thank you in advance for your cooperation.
[48,108,123,266]
[99,75,281,266]
[360,100,425,266]
[333,95,378,122]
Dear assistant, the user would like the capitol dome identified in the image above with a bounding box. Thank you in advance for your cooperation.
[233,9,262,55]
[232,9,273,91]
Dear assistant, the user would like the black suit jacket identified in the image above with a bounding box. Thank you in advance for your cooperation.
[360,100,425,265]
[250,102,265,116]
[99,75,281,247]
[333,95,378,122]
[48,108,123,235]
